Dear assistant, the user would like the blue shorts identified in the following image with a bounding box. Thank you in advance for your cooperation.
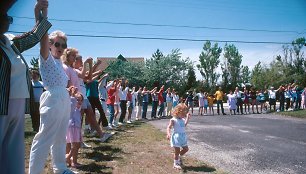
[171,132,187,148]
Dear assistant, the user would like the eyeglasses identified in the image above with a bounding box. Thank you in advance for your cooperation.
[0,15,13,24]
[53,42,67,49]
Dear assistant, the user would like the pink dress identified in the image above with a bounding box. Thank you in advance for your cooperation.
[66,97,82,143]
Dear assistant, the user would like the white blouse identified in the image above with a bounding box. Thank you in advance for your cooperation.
[39,52,68,89]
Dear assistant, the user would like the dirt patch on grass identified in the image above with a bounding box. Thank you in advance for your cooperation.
[25,118,223,173]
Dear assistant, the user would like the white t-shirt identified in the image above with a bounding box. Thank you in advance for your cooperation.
[269,90,276,99]
[119,86,129,101]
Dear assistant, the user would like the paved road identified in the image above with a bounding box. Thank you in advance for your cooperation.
[148,109,306,174]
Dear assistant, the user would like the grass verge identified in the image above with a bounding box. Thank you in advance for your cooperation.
[278,109,306,118]
[24,117,225,174]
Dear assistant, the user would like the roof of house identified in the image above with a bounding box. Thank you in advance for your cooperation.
[96,57,144,71]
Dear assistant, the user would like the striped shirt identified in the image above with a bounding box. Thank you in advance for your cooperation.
[0,18,51,115]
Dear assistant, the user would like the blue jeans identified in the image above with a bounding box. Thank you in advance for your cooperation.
[151,101,158,118]
[217,100,225,114]
[158,102,164,116]
[107,104,115,125]
[142,102,148,119]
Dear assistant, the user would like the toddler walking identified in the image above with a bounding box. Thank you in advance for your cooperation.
[66,90,83,168]
[167,103,191,170]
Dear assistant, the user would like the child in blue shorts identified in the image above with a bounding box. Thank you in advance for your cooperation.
[167,103,191,170]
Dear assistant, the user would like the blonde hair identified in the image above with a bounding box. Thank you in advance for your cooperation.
[61,48,78,65]
[49,30,67,44]
[172,103,189,117]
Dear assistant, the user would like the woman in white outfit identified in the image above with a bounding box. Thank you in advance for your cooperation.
[28,28,75,173]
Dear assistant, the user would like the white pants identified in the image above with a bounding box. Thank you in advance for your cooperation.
[0,99,25,174]
[167,102,173,116]
[136,105,142,119]
[163,102,167,116]
[29,87,70,174]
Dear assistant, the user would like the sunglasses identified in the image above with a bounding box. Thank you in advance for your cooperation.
[0,15,13,24]
[53,42,67,49]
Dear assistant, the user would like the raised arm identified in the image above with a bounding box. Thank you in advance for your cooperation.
[77,57,93,79]
[185,113,191,126]
[98,73,109,84]
[35,0,50,60]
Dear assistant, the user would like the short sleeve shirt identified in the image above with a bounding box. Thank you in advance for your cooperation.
[63,64,80,89]
[39,52,68,89]
[215,91,224,101]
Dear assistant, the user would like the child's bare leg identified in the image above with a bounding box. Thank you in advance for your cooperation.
[128,108,132,121]
[66,143,71,154]
[66,143,72,166]
[174,147,180,160]
[180,146,189,157]
[71,142,81,167]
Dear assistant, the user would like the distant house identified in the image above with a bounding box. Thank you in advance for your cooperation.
[96,54,145,71]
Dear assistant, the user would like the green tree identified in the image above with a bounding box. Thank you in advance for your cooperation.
[145,49,193,95]
[105,59,145,87]
[250,61,262,88]
[197,41,222,89]
[185,67,197,91]
[222,44,243,88]
[240,65,251,84]
[30,57,39,69]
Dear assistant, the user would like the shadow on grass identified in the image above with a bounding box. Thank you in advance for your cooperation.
[183,165,216,173]
[76,161,113,173]
[84,145,122,162]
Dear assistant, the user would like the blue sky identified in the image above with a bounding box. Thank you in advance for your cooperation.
[8,0,306,79]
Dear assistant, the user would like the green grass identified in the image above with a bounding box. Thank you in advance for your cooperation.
[24,116,224,173]
[278,109,306,118]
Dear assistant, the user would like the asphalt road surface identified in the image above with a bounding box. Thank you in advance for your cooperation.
[148,109,306,174]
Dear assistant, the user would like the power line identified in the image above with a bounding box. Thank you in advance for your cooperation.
[11,16,303,34]
[9,30,292,45]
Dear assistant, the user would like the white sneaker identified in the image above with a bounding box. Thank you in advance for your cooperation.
[127,120,132,124]
[81,142,92,148]
[118,122,123,125]
[100,132,115,142]
[105,125,113,130]
[173,163,182,170]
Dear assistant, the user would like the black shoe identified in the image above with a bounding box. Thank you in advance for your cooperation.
[223,113,227,115]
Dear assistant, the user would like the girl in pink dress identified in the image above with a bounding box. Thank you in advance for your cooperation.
[66,91,83,168]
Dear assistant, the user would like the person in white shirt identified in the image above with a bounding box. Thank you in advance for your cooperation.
[31,69,44,132]
[268,87,277,112]
[28,28,75,173]
[118,80,129,124]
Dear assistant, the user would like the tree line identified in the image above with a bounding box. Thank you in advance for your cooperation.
[30,37,306,97]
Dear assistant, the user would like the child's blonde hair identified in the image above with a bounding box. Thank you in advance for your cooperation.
[61,47,78,64]
[172,103,189,117]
